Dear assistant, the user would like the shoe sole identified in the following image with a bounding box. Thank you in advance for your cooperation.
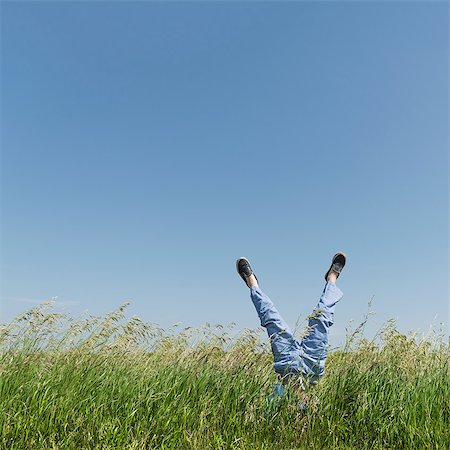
[236,257,259,286]
[236,256,251,282]
[324,251,346,281]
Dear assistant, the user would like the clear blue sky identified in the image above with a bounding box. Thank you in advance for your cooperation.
[1,1,448,345]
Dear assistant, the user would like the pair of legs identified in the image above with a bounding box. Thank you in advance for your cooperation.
[237,254,345,384]
[250,282,343,383]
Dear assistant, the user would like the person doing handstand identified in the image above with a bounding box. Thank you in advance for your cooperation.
[236,253,346,407]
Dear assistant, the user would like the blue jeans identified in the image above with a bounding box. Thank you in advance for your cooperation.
[250,282,343,383]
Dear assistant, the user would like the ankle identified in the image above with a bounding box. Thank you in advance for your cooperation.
[327,272,337,283]
[246,274,259,288]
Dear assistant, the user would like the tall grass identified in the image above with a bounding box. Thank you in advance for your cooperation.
[0,302,448,449]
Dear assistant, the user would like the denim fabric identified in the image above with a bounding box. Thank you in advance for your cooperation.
[250,282,343,383]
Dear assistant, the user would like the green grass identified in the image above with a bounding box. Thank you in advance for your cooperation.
[0,302,448,449]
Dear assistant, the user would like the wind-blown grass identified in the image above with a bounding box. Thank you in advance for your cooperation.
[0,302,448,449]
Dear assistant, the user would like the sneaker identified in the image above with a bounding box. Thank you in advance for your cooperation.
[236,257,258,287]
[324,252,346,281]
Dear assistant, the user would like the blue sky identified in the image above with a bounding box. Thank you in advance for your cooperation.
[1,1,448,345]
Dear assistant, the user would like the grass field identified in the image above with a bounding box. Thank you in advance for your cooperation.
[0,302,448,449]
